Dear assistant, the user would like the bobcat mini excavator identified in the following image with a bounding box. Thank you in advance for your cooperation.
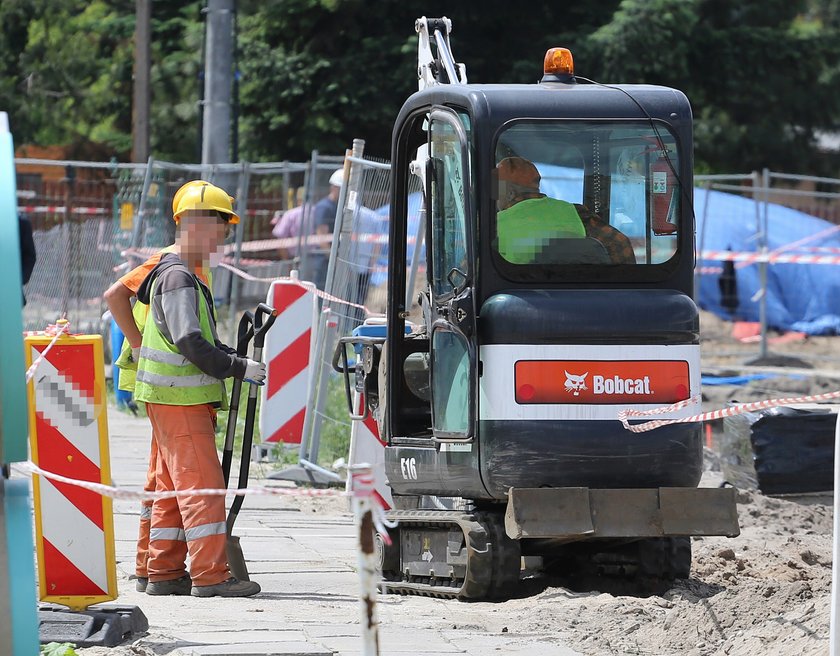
[336,17,739,600]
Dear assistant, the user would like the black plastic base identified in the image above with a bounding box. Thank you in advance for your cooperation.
[39,603,148,648]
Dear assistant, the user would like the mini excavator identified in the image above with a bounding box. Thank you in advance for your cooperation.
[336,17,739,600]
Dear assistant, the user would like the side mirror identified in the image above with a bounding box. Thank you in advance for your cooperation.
[447,267,468,294]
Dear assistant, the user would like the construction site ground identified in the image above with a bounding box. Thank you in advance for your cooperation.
[67,310,837,656]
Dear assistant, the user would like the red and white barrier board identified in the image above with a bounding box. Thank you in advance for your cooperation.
[346,392,392,510]
[25,332,116,611]
[260,278,319,444]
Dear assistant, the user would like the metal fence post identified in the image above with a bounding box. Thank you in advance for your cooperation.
[749,169,770,363]
[227,160,250,341]
[130,156,155,252]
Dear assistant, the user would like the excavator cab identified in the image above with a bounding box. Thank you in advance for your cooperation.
[338,18,738,599]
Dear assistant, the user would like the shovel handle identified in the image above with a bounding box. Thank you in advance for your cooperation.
[253,303,278,349]
[222,312,256,488]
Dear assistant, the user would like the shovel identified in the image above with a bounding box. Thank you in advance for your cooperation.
[224,303,278,582]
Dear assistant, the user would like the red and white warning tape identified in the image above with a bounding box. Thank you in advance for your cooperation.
[700,249,840,266]
[18,205,108,215]
[15,460,341,500]
[217,261,377,317]
[24,320,70,383]
[620,389,840,433]
[15,460,392,543]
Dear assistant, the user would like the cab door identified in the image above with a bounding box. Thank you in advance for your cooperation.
[427,108,476,441]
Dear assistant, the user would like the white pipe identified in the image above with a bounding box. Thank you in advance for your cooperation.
[830,411,840,655]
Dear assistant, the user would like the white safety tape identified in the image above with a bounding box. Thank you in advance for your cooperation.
[24,321,70,383]
[18,205,108,215]
[700,249,840,265]
[620,389,840,433]
[15,460,342,500]
[216,261,378,317]
[120,247,382,317]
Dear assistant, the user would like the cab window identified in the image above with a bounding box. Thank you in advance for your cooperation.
[430,115,469,297]
[494,121,680,273]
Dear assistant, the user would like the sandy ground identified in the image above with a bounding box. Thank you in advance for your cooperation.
[72,311,839,656]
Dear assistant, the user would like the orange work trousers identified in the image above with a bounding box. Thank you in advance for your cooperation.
[135,435,157,578]
[145,402,229,586]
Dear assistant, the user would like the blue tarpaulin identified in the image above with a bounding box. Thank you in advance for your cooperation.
[696,187,840,335]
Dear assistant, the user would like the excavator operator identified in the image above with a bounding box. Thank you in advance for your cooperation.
[495,156,635,265]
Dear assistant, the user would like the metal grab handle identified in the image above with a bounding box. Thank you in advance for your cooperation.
[331,336,387,421]
[331,335,386,374]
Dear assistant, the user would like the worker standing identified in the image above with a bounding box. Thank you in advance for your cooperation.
[113,180,263,597]
[105,181,215,594]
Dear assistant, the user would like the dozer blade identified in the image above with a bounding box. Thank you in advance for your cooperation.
[504,487,740,540]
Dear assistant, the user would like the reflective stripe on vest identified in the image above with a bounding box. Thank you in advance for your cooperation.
[134,268,227,408]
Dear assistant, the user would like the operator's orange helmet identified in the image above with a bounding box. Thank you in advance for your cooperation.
[497,156,541,189]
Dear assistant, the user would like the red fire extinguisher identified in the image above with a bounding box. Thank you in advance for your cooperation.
[648,147,678,236]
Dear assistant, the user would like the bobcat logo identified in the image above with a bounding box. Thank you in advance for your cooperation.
[564,371,588,396]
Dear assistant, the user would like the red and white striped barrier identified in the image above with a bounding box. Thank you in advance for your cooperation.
[260,276,320,445]
[17,205,107,215]
[347,393,392,511]
[24,327,117,611]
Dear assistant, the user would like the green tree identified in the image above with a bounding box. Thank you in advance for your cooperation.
[0,0,201,161]
[236,0,619,161]
[585,0,840,174]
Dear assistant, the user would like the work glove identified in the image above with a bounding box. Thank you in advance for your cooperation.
[243,359,267,386]
[131,346,141,363]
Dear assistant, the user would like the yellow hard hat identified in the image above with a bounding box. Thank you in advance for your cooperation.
[172,180,211,217]
[172,180,240,224]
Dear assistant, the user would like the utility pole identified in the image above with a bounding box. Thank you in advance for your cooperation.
[201,0,234,168]
[131,0,151,163]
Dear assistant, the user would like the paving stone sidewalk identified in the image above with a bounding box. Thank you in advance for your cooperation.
[87,407,581,656]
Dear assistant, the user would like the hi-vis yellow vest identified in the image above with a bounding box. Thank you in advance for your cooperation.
[114,246,212,393]
[133,274,227,408]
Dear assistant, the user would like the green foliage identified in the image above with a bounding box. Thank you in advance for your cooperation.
[583,0,840,174]
[213,370,352,472]
[0,0,201,160]
[317,372,352,467]
[41,643,78,656]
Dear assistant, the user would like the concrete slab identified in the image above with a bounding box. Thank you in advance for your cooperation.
[183,641,334,655]
[175,629,309,644]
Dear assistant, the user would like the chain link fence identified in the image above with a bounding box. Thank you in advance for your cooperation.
[16,154,344,343]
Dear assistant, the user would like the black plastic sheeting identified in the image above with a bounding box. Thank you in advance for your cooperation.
[721,406,837,495]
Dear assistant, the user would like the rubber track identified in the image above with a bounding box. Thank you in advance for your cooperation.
[380,510,520,600]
